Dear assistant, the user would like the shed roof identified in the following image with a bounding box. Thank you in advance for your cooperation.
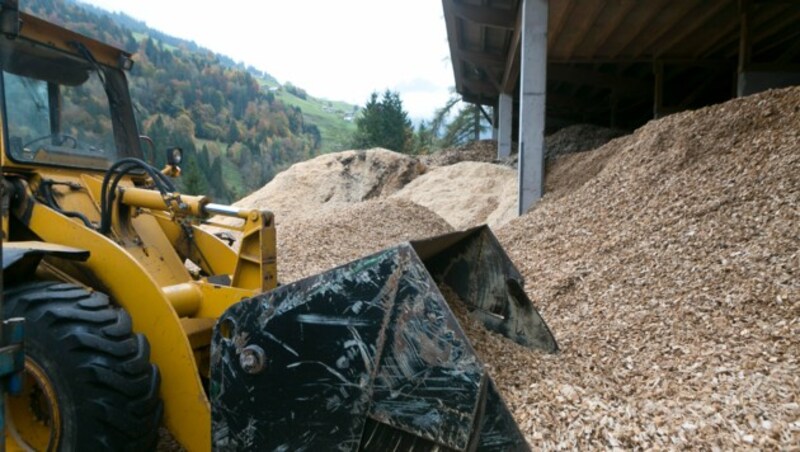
[444,0,800,127]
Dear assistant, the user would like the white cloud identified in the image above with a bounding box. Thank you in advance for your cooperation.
[78,0,455,120]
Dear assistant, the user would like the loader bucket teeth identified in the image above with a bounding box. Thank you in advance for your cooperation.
[211,226,555,451]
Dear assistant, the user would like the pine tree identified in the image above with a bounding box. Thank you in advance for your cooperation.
[181,157,208,195]
[352,90,413,153]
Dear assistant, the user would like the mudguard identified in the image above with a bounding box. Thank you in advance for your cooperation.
[2,241,89,281]
[211,226,556,451]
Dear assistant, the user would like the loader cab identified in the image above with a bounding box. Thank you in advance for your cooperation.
[0,11,142,172]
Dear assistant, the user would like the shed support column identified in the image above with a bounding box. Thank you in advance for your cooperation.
[517,0,548,215]
[497,93,513,159]
[737,0,752,97]
[491,106,498,140]
[653,61,664,119]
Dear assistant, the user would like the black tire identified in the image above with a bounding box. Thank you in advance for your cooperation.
[3,281,163,451]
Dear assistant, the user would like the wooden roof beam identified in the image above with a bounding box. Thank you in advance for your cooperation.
[442,0,465,94]
[548,0,576,47]
[462,79,498,96]
[446,0,517,30]
[777,33,800,63]
[583,0,639,56]
[609,1,672,59]
[559,0,606,60]
[457,49,506,67]
[622,1,700,59]
[654,1,734,58]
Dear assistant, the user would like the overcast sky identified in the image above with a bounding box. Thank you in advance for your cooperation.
[79,0,455,121]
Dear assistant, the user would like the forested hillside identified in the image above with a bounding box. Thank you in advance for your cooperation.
[23,0,355,202]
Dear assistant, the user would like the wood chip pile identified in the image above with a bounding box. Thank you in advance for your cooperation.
[476,87,799,449]
[544,124,627,161]
[181,88,797,451]
[277,199,453,283]
[227,148,425,226]
[390,161,518,230]
[420,139,500,167]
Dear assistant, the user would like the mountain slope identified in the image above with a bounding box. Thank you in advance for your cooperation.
[23,0,356,202]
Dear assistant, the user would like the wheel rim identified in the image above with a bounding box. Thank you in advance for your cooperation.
[7,358,62,451]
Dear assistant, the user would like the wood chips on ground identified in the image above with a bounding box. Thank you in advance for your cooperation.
[481,87,799,449]
[390,161,518,230]
[166,88,798,450]
[420,139,500,167]
[277,198,453,283]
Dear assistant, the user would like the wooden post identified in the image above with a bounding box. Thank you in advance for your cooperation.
[653,61,664,119]
[737,0,752,97]
[610,90,619,128]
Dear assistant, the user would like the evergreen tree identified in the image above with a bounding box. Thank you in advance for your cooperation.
[414,95,488,151]
[181,157,208,195]
[440,104,486,148]
[411,120,435,155]
[352,90,413,153]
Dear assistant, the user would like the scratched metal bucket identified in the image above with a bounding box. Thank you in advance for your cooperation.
[210,226,557,451]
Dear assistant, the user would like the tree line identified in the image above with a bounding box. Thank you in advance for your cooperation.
[25,0,321,202]
[24,0,484,203]
[352,90,488,156]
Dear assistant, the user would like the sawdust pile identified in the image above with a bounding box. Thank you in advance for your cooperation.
[467,87,800,449]
[390,161,518,230]
[420,139,499,167]
[228,148,425,225]
[277,199,453,283]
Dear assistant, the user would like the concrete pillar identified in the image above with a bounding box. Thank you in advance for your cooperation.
[497,93,513,159]
[517,0,548,215]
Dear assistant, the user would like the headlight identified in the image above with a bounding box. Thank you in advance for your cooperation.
[167,147,183,166]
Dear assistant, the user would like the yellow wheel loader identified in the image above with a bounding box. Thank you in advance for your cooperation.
[0,3,557,451]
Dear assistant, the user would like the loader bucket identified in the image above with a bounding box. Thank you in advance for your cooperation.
[210,226,556,451]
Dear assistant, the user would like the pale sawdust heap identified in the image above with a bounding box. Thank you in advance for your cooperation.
[468,87,799,449]
[228,148,425,226]
[277,199,453,283]
[390,161,518,230]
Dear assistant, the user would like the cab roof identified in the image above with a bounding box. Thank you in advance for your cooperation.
[17,10,132,70]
